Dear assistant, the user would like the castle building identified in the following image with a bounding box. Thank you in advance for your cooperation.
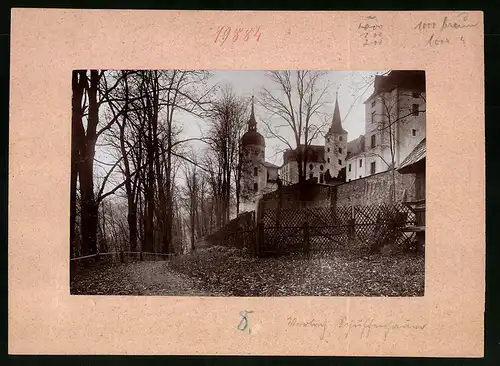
[345,70,426,182]
[279,94,348,185]
[240,98,279,213]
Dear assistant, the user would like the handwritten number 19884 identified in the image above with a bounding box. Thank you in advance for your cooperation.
[214,26,262,45]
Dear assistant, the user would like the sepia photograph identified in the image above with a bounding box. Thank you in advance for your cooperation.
[69,69,426,297]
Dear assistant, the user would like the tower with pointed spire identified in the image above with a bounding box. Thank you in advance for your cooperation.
[240,96,267,211]
[324,93,348,179]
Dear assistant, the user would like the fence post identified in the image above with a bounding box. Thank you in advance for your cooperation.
[348,205,356,240]
[254,222,263,258]
[303,221,311,260]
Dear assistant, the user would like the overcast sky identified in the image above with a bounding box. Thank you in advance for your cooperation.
[177,70,386,166]
[94,70,387,195]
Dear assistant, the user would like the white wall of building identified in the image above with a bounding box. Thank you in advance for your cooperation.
[361,88,426,179]
[241,144,267,205]
[325,132,348,178]
[346,154,367,181]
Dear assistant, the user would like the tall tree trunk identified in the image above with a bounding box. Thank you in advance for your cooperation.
[79,70,99,256]
[70,71,84,255]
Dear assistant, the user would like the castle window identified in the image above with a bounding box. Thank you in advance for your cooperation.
[253,183,258,192]
[371,134,376,148]
[370,161,376,175]
[359,159,363,167]
[320,173,324,184]
[253,167,258,176]
[412,92,420,98]
[309,164,313,170]
[338,159,342,166]
[412,104,419,116]
[412,129,417,136]
[339,136,343,141]
[339,147,343,154]
[349,163,352,172]
[327,158,330,163]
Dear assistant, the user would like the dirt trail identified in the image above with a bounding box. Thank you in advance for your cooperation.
[70,261,209,296]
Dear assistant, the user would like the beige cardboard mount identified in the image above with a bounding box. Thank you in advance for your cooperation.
[9,9,484,356]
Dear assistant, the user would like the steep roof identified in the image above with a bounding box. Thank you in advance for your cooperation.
[263,161,279,169]
[283,144,326,164]
[346,135,365,159]
[327,94,348,135]
[241,96,265,147]
[241,130,265,147]
[364,70,426,104]
[398,138,426,173]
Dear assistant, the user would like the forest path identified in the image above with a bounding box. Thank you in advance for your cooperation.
[70,261,209,296]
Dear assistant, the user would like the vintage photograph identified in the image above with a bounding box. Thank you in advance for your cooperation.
[70,69,426,297]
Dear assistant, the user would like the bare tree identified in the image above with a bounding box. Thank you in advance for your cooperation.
[366,89,426,202]
[205,86,248,226]
[259,71,332,184]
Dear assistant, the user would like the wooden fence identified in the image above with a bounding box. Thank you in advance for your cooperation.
[257,203,417,257]
[200,202,420,258]
[206,211,256,251]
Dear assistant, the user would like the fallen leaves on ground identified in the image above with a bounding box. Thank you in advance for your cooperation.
[168,246,424,297]
[70,261,208,296]
[70,247,424,297]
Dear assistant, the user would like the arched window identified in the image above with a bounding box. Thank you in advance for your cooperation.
[309,164,313,170]
[327,158,330,163]
[327,147,330,152]
[320,173,324,184]
[339,147,343,154]
[254,167,258,176]
[253,182,258,191]
[320,165,324,171]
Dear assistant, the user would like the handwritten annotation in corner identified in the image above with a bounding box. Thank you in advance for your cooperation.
[413,12,479,47]
[287,316,427,341]
[214,26,262,46]
[357,16,384,47]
